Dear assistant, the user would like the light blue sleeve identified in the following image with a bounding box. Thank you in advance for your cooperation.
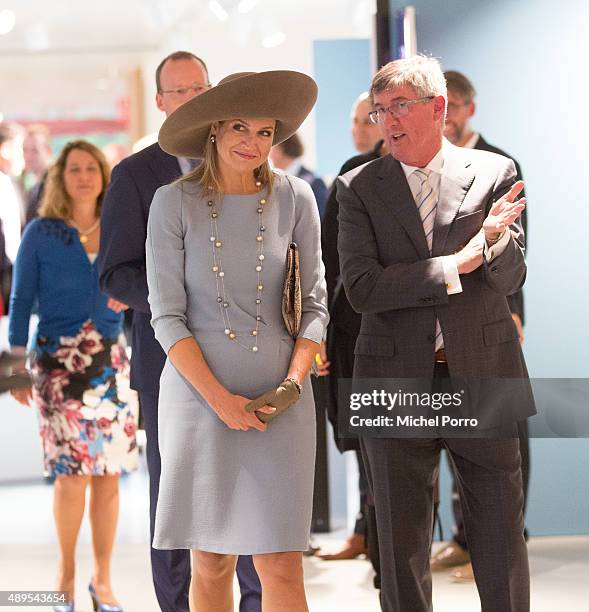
[146,184,194,354]
[289,177,329,344]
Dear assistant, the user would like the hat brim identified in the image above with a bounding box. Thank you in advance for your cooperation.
[158,70,318,159]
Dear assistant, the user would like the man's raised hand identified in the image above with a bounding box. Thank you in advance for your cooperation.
[483,180,526,242]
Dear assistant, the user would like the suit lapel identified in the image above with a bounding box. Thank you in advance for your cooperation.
[432,147,475,256]
[375,156,430,259]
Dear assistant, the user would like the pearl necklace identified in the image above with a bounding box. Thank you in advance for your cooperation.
[208,181,267,353]
[69,218,100,244]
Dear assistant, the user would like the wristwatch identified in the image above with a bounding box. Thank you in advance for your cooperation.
[285,378,302,395]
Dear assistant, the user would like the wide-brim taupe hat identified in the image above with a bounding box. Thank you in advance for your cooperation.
[158,70,318,159]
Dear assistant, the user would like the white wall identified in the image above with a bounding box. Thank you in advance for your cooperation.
[1,1,373,173]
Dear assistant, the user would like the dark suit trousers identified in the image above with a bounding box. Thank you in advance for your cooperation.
[140,392,262,612]
[360,366,529,612]
[452,420,530,549]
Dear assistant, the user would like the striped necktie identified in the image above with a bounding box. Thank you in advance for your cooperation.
[413,168,443,351]
[414,168,437,253]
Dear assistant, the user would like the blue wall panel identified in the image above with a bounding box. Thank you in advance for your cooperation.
[313,38,372,178]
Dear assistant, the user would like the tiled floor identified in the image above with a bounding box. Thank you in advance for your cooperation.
[2,454,588,611]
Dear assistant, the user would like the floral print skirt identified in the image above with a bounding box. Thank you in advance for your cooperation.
[30,321,139,477]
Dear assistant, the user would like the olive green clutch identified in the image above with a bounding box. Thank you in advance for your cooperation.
[245,378,301,423]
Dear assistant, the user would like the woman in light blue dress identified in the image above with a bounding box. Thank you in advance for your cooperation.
[146,71,328,610]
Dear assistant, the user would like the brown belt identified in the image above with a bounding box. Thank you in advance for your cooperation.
[434,348,447,363]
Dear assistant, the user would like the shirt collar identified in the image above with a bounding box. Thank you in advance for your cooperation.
[399,138,448,180]
[463,131,480,149]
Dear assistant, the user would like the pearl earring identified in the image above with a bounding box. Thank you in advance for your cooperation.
[210,134,216,143]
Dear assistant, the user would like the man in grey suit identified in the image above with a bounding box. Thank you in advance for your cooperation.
[336,55,534,611]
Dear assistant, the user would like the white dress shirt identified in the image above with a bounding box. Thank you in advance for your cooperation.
[400,144,462,296]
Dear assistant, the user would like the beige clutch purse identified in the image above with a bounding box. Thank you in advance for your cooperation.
[282,242,302,338]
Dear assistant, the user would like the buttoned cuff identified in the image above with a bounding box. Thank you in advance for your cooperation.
[442,255,462,295]
[484,229,511,262]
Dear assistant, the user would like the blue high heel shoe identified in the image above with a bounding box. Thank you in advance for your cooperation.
[88,583,123,612]
[53,603,74,612]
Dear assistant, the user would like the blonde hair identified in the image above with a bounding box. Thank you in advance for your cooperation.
[182,124,275,197]
[39,140,110,220]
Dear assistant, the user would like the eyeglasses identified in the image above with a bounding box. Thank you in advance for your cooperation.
[159,83,211,96]
[368,96,435,124]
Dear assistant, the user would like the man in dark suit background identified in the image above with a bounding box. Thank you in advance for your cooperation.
[99,51,261,612]
[269,132,328,218]
[430,70,530,582]
[351,92,385,155]
[337,55,533,612]
[316,136,386,569]
[313,89,390,564]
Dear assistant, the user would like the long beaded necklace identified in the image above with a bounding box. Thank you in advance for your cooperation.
[208,180,267,353]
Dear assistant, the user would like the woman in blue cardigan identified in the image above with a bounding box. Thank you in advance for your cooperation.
[9,141,137,612]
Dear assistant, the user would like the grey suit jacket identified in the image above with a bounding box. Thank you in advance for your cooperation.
[336,142,535,421]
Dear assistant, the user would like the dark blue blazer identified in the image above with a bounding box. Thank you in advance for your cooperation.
[99,143,182,397]
[297,166,328,220]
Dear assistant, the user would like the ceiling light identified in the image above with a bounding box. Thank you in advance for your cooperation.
[237,0,258,13]
[0,9,16,35]
[209,0,229,21]
[262,31,286,48]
